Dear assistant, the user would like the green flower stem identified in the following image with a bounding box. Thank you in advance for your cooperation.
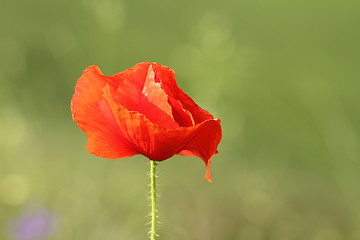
[150,160,157,240]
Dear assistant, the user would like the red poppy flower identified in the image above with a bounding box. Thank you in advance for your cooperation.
[71,62,222,182]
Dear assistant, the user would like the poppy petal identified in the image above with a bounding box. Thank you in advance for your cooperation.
[178,119,222,182]
[136,65,178,129]
[113,63,178,129]
[114,62,151,110]
[104,84,221,181]
[168,97,195,127]
[103,84,185,158]
[71,66,138,159]
[151,63,215,124]
[72,63,222,182]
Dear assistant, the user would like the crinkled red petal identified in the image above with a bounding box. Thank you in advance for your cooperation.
[178,119,222,182]
[114,62,151,110]
[104,83,221,181]
[136,65,178,129]
[151,63,215,124]
[168,97,195,127]
[71,66,138,159]
[72,63,222,182]
[113,63,178,129]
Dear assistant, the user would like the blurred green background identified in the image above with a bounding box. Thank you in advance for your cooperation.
[1,0,360,239]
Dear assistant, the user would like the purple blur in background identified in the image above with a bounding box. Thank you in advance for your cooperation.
[8,206,59,240]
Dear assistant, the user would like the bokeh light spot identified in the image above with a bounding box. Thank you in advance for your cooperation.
[0,174,31,205]
[85,0,126,32]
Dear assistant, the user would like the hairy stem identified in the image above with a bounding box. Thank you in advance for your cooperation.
[149,160,157,240]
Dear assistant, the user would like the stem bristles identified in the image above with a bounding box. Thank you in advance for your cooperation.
[149,160,157,240]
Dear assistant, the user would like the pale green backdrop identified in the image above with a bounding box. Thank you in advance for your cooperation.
[1,0,360,239]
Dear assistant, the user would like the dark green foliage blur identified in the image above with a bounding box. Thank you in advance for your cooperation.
[1,0,360,239]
